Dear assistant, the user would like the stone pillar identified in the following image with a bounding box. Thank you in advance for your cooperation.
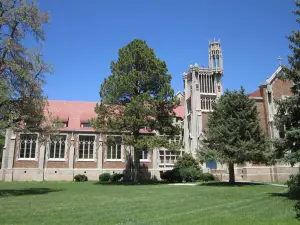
[5,131,16,181]
[152,148,158,170]
[1,129,10,180]
[39,143,46,181]
[98,134,103,169]
[39,144,45,169]
[69,133,75,169]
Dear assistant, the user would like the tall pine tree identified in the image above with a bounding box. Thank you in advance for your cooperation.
[198,88,270,183]
[274,1,300,166]
[92,39,181,183]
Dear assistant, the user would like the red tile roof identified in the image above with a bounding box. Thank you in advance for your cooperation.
[248,89,262,98]
[46,100,184,131]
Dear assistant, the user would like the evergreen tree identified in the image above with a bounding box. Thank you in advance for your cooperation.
[92,39,180,183]
[198,88,270,183]
[0,0,52,133]
[274,1,300,166]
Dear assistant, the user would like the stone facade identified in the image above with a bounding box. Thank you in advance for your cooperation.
[1,101,184,181]
[1,42,299,183]
[183,40,223,170]
[182,41,299,180]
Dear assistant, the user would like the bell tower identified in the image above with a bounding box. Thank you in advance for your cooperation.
[209,40,223,73]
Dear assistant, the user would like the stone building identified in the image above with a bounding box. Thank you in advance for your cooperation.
[0,101,184,181]
[1,41,299,182]
[181,40,299,181]
[183,40,223,171]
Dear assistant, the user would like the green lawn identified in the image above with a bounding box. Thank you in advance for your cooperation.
[0,182,298,225]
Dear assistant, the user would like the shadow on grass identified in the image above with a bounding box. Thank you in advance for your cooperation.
[0,188,63,197]
[94,181,170,186]
[269,191,300,220]
[269,192,290,198]
[198,181,265,187]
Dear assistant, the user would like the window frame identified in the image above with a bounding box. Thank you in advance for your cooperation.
[48,134,68,161]
[18,133,39,161]
[159,149,183,167]
[140,148,150,162]
[106,135,123,162]
[77,134,96,161]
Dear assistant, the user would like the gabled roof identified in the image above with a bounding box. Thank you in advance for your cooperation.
[248,89,262,98]
[46,100,184,131]
[266,66,282,84]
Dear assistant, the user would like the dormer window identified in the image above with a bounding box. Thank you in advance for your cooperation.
[81,123,91,128]
[54,121,68,128]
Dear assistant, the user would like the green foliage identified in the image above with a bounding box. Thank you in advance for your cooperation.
[99,173,111,182]
[160,169,182,182]
[274,1,300,166]
[172,153,202,182]
[74,174,88,182]
[199,173,216,182]
[110,173,124,182]
[179,167,202,182]
[286,173,300,200]
[92,39,180,182]
[174,153,201,171]
[198,88,270,183]
[0,0,53,133]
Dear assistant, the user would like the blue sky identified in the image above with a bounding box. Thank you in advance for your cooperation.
[37,0,297,102]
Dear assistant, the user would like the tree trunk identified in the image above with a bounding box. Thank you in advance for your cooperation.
[228,163,235,184]
[133,150,140,184]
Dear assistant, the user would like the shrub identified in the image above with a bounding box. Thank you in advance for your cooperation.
[160,169,182,182]
[174,153,202,172]
[180,167,202,182]
[74,174,88,182]
[286,173,300,200]
[110,173,124,182]
[198,173,216,182]
[99,173,111,182]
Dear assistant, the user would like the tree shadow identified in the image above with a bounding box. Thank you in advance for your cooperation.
[269,192,290,198]
[0,188,63,197]
[269,191,300,220]
[198,181,265,187]
[94,180,169,186]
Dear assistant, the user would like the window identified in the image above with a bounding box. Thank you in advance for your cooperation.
[107,136,122,160]
[81,123,91,128]
[78,135,95,160]
[159,150,182,167]
[201,96,216,111]
[19,134,37,159]
[54,121,68,128]
[169,136,181,143]
[49,135,66,159]
[140,149,148,161]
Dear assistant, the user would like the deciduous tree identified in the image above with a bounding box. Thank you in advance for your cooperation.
[0,0,52,132]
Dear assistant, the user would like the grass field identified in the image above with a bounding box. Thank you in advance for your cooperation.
[0,182,298,225]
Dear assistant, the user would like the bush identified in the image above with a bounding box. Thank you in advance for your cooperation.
[99,173,111,182]
[180,167,202,182]
[286,173,300,200]
[198,173,216,182]
[74,174,88,182]
[174,153,202,172]
[160,169,182,182]
[110,173,124,182]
